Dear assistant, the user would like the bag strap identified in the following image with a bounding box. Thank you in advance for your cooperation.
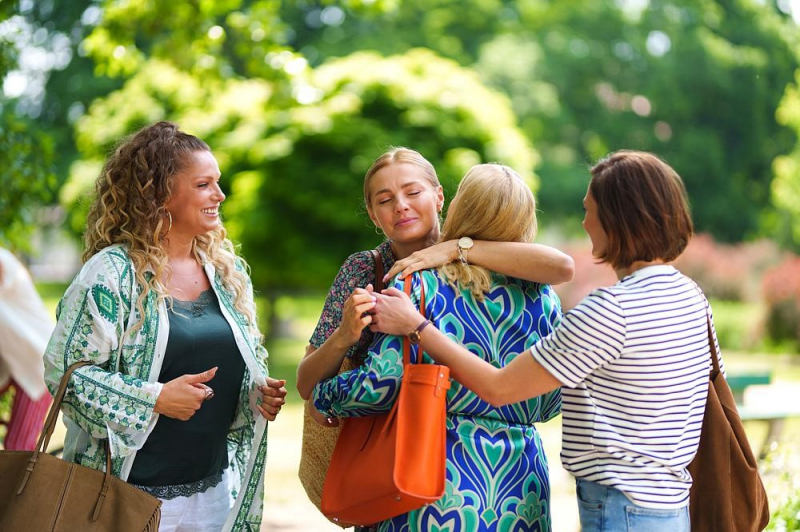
[19,360,116,514]
[370,249,385,294]
[704,314,721,380]
[402,276,426,367]
[693,284,721,380]
[38,360,91,454]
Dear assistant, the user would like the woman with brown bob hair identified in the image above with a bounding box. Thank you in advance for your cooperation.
[44,121,287,531]
[371,150,720,532]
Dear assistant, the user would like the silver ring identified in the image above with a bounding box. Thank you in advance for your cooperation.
[204,388,215,401]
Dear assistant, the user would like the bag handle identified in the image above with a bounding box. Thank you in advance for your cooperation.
[694,284,721,380]
[370,249,385,294]
[402,276,426,367]
[377,275,430,435]
[18,360,116,522]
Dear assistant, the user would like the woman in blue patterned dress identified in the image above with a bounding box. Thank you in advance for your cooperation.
[312,163,563,532]
[297,148,573,404]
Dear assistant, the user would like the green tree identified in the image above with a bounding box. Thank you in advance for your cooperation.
[285,0,800,242]
[771,69,800,250]
[65,49,537,292]
[1,2,57,251]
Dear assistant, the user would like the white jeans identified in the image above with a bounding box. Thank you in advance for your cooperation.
[157,475,231,532]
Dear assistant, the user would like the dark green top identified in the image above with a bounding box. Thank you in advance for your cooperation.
[129,289,245,490]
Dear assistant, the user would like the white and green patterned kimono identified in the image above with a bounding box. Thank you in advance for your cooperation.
[44,245,270,531]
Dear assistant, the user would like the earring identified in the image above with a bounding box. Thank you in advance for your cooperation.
[374,224,383,236]
[166,211,173,234]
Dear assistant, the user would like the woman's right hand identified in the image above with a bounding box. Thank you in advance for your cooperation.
[384,240,459,281]
[154,367,217,421]
[370,287,424,336]
[338,285,377,344]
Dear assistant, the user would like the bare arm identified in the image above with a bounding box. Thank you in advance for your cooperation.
[296,334,352,401]
[385,240,575,285]
[296,287,376,399]
[370,287,561,406]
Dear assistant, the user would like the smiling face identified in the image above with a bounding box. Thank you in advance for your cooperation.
[582,185,608,258]
[163,150,225,240]
[366,162,444,247]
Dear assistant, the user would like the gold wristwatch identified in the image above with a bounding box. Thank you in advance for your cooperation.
[457,236,474,266]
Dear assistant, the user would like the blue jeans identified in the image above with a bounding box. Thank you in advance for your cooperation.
[576,479,690,532]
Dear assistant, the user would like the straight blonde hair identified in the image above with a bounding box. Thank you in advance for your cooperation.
[439,164,537,300]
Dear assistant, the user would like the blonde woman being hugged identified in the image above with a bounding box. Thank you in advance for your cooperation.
[372,151,717,532]
[44,121,287,531]
[312,163,565,531]
[295,148,574,526]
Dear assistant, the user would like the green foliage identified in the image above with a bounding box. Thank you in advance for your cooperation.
[0,111,56,251]
[0,2,61,252]
[83,0,287,79]
[19,0,800,283]
[227,49,537,291]
[0,387,11,443]
[65,49,537,291]
[484,0,798,241]
[708,299,761,352]
[281,0,516,66]
[286,0,800,242]
[764,444,800,531]
[771,70,800,250]
[768,491,800,531]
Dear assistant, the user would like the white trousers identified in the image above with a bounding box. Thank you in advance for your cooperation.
[157,475,231,532]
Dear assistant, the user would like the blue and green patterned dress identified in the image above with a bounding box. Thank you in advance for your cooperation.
[314,269,562,532]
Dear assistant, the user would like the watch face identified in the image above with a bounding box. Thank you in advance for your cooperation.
[458,236,474,250]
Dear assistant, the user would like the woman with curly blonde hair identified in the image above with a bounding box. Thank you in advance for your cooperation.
[44,121,287,531]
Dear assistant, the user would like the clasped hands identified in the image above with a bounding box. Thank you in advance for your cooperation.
[309,258,432,427]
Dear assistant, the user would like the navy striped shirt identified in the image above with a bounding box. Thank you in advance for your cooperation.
[531,265,722,509]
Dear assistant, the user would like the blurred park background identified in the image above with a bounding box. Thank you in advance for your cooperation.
[2,0,800,530]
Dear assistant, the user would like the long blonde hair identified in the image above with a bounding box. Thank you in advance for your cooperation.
[440,164,538,300]
[84,121,257,336]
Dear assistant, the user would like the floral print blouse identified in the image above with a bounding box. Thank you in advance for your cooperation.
[309,240,395,362]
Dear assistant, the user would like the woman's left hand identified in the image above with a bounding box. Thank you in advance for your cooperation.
[383,240,459,281]
[258,377,287,421]
[370,287,424,336]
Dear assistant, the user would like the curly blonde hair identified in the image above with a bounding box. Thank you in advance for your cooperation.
[84,121,258,336]
[439,164,537,301]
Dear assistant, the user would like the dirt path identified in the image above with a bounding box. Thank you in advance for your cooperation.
[261,404,579,531]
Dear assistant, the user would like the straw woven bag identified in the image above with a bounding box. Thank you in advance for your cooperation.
[298,249,384,525]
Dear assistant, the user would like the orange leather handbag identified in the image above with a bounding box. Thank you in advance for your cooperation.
[320,278,450,527]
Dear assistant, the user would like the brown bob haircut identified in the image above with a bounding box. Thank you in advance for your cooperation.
[589,150,694,270]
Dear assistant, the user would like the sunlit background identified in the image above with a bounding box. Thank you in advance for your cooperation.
[2,0,800,530]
